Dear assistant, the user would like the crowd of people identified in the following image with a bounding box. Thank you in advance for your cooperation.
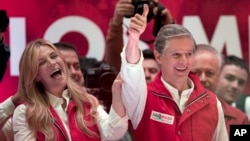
[1,0,250,141]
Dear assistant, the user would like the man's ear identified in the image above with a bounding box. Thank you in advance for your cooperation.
[154,50,162,65]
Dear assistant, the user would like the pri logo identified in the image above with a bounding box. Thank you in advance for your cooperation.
[150,111,174,125]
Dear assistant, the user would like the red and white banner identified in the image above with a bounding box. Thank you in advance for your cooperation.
[1,0,250,101]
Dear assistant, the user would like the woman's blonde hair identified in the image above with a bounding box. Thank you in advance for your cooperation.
[18,39,99,141]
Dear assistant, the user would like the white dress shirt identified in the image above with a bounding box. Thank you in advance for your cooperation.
[0,97,15,127]
[0,97,15,141]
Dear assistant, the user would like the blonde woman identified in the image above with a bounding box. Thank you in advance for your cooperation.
[13,39,128,141]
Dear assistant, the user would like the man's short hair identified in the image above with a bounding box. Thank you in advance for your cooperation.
[142,49,155,60]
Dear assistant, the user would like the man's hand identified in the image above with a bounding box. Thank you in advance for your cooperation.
[128,4,149,39]
[113,0,134,26]
[152,1,174,36]
[152,0,174,24]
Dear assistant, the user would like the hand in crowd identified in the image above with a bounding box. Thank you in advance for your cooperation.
[112,74,123,97]
[111,73,126,117]
[152,0,174,24]
[113,0,134,26]
[128,4,149,39]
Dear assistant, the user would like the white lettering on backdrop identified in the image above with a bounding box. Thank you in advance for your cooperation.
[8,15,247,76]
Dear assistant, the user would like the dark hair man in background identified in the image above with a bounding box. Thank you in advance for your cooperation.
[53,42,85,86]
[142,49,159,83]
[216,55,249,105]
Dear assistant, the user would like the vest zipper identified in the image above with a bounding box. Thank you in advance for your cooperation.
[151,91,182,115]
[52,118,70,141]
[151,91,209,114]
[185,91,208,108]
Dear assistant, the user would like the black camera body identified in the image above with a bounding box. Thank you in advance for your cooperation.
[84,62,118,90]
[127,0,155,22]
[83,61,118,112]
[0,10,9,32]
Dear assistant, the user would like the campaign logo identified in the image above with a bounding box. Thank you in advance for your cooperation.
[150,110,174,125]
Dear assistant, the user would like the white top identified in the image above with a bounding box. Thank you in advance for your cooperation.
[12,89,128,141]
[0,97,15,127]
[120,47,228,141]
[0,97,15,141]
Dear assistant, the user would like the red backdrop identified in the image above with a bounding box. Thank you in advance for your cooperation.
[1,0,250,101]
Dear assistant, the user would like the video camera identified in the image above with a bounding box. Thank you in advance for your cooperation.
[0,10,9,32]
[84,62,118,90]
[80,57,118,112]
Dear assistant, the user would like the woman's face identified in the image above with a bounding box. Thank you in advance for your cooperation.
[36,45,67,95]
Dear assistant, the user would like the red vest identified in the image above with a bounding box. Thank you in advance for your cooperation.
[219,98,250,135]
[37,101,101,141]
[132,72,218,141]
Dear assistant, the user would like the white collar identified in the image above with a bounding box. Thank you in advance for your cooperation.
[47,89,70,109]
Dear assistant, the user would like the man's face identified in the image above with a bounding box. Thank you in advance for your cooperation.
[216,64,248,104]
[59,49,84,86]
[143,59,159,83]
[192,52,220,93]
[155,36,194,83]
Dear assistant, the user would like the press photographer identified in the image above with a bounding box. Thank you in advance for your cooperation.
[80,57,118,112]
[105,0,174,71]
[126,0,173,36]
[0,10,10,82]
